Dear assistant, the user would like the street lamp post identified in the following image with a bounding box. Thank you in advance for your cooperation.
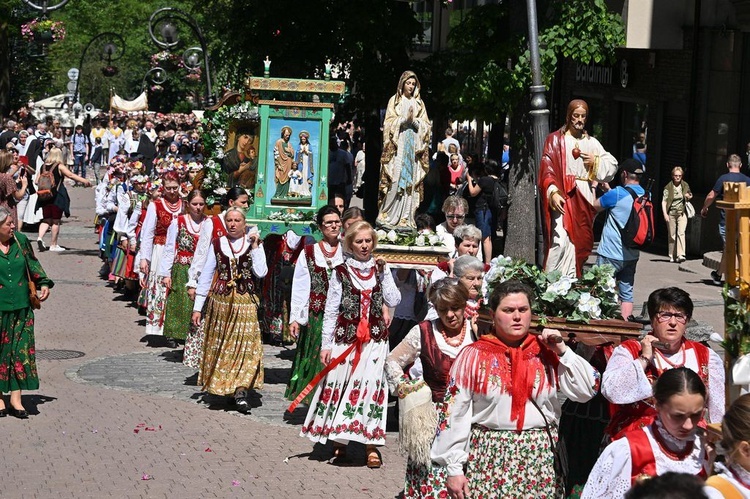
[142,67,167,92]
[72,32,126,105]
[148,7,215,107]
[19,0,69,16]
[525,0,550,268]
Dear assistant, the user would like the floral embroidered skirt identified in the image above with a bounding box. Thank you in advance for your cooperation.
[403,458,449,498]
[144,244,167,335]
[183,320,204,370]
[163,263,192,340]
[465,425,561,498]
[199,291,264,396]
[300,339,389,446]
[284,309,324,403]
[0,308,39,392]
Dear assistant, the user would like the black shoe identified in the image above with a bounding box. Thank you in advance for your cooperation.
[37,239,47,252]
[235,390,249,413]
[165,338,178,349]
[711,270,723,286]
[0,408,7,417]
[10,408,28,419]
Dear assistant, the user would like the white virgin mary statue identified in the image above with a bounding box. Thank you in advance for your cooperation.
[377,70,431,230]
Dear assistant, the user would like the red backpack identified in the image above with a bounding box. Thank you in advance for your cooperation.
[619,186,655,249]
[36,163,59,201]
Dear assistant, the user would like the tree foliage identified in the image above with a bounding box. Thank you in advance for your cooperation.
[197,0,421,117]
[426,0,624,123]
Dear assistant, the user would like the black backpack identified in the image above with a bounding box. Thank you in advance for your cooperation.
[618,185,655,249]
[489,177,508,211]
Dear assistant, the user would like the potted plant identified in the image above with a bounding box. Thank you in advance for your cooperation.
[21,18,66,44]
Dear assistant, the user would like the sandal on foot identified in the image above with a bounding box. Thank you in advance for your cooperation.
[332,443,347,459]
[366,446,381,468]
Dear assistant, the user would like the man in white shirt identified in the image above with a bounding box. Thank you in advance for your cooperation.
[142,120,157,143]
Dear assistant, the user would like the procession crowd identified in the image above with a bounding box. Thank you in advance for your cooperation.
[0,94,747,499]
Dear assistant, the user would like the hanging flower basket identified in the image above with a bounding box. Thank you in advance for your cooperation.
[101,65,118,77]
[184,69,202,83]
[21,19,66,43]
[150,51,181,70]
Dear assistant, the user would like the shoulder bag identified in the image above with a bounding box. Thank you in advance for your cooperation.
[14,235,41,309]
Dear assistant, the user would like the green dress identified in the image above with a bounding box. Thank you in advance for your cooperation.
[0,232,54,393]
[284,244,330,403]
[163,217,200,340]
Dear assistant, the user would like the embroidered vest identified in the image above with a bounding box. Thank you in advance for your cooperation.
[419,320,456,403]
[332,264,387,344]
[174,216,200,265]
[305,244,330,315]
[154,200,180,245]
[627,426,707,485]
[607,339,711,440]
[210,237,256,296]
[211,214,227,240]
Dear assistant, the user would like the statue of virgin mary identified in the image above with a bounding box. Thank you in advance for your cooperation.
[376,70,431,230]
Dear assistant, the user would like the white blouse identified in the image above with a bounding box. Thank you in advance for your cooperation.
[288,242,344,326]
[582,421,708,499]
[112,184,133,234]
[384,319,474,394]
[186,214,224,288]
[431,345,598,476]
[94,182,118,216]
[192,238,267,311]
[320,258,401,351]
[139,200,181,263]
[704,463,750,499]
[157,216,204,277]
[602,343,725,423]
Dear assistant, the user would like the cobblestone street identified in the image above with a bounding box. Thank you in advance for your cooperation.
[3,187,406,499]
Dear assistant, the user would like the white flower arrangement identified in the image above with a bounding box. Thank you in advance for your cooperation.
[483,255,619,323]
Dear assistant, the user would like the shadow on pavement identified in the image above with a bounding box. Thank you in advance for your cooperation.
[22,394,57,415]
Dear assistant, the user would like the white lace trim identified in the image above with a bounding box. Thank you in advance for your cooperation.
[654,419,696,451]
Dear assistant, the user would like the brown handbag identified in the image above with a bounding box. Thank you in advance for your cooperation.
[14,235,41,310]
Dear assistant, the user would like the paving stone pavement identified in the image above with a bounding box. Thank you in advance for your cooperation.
[67,346,313,428]
[3,184,727,499]
[4,186,407,499]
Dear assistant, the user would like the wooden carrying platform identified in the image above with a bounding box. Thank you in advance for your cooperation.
[374,244,451,270]
[716,181,750,287]
[477,312,643,346]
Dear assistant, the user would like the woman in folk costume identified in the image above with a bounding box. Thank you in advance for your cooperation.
[704,394,750,498]
[191,208,267,414]
[138,171,183,337]
[111,174,148,286]
[298,221,401,468]
[185,187,250,295]
[431,280,598,499]
[582,368,710,499]
[184,187,249,369]
[259,228,309,345]
[157,189,206,350]
[377,70,431,230]
[385,279,476,498]
[601,287,724,441]
[285,206,344,403]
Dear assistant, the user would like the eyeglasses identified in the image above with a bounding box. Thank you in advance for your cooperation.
[655,311,688,324]
[322,220,342,227]
[446,214,465,220]
[163,186,180,191]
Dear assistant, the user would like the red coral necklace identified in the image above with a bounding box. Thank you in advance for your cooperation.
[351,265,375,280]
[651,425,694,461]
